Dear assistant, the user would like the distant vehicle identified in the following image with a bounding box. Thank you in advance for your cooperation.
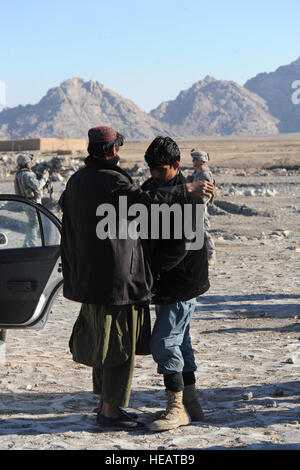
[0,195,63,344]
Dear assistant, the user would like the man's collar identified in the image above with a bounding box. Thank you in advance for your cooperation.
[167,175,177,186]
[84,155,133,183]
[168,169,185,185]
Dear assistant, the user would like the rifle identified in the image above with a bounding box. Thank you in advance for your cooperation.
[44,178,54,199]
[32,162,54,199]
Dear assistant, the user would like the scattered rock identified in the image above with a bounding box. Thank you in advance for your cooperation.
[255,188,266,196]
[270,231,284,238]
[50,173,64,182]
[265,400,277,408]
[244,189,256,197]
[213,200,270,217]
[242,392,253,401]
[266,188,277,197]
[207,205,228,216]
[285,357,296,364]
[274,168,288,176]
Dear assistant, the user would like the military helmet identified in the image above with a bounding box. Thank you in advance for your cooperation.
[190,149,209,162]
[17,154,32,166]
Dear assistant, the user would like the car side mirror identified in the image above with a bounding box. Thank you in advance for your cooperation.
[0,232,8,246]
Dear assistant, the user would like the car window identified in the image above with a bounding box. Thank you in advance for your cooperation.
[0,200,42,249]
[40,212,61,246]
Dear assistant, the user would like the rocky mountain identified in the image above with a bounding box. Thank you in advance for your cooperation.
[0,74,284,141]
[150,76,279,137]
[244,57,300,133]
[0,78,172,140]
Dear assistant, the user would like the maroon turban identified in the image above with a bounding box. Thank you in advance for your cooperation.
[88,126,117,143]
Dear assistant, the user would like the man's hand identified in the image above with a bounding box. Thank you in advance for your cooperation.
[185,180,215,198]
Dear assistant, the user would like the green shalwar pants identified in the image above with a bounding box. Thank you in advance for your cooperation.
[69,303,151,407]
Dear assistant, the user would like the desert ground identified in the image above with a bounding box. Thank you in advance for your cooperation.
[0,135,299,451]
[121,134,300,168]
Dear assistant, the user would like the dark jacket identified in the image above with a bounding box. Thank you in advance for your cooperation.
[59,156,189,305]
[141,171,210,304]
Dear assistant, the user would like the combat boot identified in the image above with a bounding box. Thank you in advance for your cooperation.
[149,390,190,432]
[183,384,204,421]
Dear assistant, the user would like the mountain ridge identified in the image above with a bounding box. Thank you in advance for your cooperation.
[0,78,173,140]
[1,58,299,140]
[244,57,300,133]
[150,75,279,136]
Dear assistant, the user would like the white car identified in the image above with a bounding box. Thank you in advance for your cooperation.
[0,194,63,345]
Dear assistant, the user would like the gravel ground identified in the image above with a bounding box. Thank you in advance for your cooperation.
[0,172,299,451]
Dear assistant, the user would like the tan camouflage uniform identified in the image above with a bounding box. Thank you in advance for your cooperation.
[14,155,48,247]
[14,168,48,204]
[188,150,216,263]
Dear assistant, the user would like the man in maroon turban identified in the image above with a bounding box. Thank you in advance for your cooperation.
[60,126,214,431]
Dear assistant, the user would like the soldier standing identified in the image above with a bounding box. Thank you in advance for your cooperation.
[188,149,216,264]
[14,154,49,204]
[14,154,49,246]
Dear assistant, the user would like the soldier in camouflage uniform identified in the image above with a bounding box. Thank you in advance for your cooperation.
[188,149,216,264]
[14,154,49,247]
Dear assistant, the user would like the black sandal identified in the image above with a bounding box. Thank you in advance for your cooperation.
[93,403,138,420]
[96,411,145,431]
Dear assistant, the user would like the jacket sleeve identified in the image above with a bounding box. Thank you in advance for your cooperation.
[111,173,189,207]
[23,172,48,192]
[111,173,203,272]
[190,168,214,205]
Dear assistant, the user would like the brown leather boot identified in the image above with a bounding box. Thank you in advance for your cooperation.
[183,384,204,421]
[149,390,190,432]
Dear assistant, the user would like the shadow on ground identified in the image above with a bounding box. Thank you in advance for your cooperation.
[194,293,300,320]
[0,380,299,436]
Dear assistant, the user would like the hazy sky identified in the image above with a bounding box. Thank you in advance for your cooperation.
[1,0,299,112]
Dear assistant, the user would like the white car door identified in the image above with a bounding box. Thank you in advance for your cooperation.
[0,194,63,330]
